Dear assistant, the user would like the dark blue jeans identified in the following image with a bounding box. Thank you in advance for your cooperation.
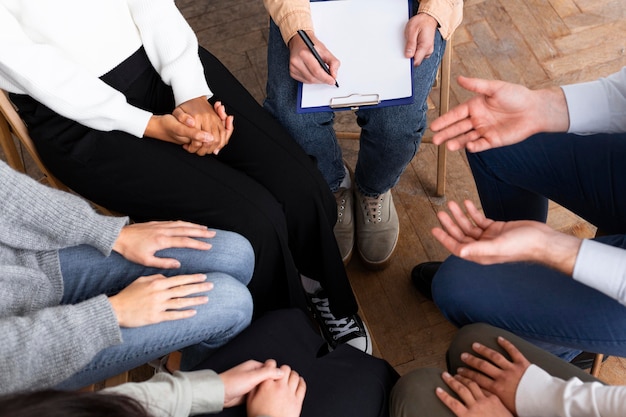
[434,131,626,361]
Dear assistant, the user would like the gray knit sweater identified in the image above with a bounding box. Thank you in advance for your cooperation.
[0,160,128,393]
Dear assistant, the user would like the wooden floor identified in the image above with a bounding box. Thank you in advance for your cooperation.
[3,0,626,385]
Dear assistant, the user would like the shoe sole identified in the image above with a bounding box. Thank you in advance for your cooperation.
[342,247,353,266]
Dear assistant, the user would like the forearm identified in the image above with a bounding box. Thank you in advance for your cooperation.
[517,365,625,417]
[534,228,581,276]
[532,86,570,134]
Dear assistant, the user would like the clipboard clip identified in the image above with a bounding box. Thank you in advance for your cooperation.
[329,93,381,110]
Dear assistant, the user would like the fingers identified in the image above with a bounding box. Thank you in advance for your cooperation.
[497,336,530,365]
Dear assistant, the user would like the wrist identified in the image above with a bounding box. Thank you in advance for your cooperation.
[534,87,570,133]
[537,230,581,275]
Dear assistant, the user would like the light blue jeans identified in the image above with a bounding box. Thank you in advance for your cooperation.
[263,7,445,196]
[56,229,254,389]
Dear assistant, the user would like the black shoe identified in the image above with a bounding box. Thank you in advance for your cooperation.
[411,261,442,301]
[307,289,372,354]
[570,351,609,370]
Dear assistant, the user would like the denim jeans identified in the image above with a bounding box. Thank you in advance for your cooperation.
[467,131,626,233]
[433,235,626,362]
[263,13,445,196]
[56,229,254,389]
[439,131,626,361]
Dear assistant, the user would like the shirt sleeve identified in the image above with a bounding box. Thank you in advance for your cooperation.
[102,370,224,417]
[572,239,626,306]
[0,4,152,138]
[126,0,213,106]
[516,364,626,417]
[418,0,463,40]
[562,66,626,134]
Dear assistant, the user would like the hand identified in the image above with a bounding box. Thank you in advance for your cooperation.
[431,200,581,274]
[112,221,215,269]
[455,337,531,414]
[220,359,284,408]
[404,13,439,66]
[437,372,514,417]
[145,113,214,147]
[430,76,569,152]
[246,365,306,417]
[288,31,339,85]
[173,98,234,155]
[108,273,213,327]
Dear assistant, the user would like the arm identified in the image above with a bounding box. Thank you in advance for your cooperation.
[433,199,626,306]
[102,361,285,417]
[418,0,464,41]
[0,4,151,138]
[452,335,626,417]
[430,76,570,152]
[516,365,626,417]
[563,67,626,134]
[0,160,126,254]
[103,370,224,417]
[0,291,122,393]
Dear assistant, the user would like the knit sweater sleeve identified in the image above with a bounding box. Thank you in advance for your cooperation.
[103,370,225,417]
[0,160,127,254]
[0,289,122,394]
[126,0,212,106]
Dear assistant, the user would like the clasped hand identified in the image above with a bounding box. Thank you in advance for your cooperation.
[145,97,234,156]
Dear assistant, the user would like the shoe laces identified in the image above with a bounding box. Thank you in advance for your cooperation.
[361,194,383,223]
[334,188,349,224]
[310,295,360,340]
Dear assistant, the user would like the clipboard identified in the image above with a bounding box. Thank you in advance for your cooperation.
[297,0,413,113]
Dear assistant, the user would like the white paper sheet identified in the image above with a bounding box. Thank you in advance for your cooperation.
[299,0,412,111]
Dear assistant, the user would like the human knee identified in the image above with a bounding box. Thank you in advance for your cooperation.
[391,368,452,417]
[200,272,253,327]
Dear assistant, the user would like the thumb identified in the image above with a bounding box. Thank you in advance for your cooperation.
[457,75,499,97]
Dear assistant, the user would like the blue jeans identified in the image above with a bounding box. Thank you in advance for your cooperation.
[467,131,626,232]
[263,12,445,196]
[56,229,254,389]
[433,236,626,362]
[437,131,626,360]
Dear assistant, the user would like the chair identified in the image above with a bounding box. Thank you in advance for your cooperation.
[0,90,68,190]
[337,35,453,197]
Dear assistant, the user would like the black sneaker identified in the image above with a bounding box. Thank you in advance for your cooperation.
[410,261,442,301]
[307,289,372,354]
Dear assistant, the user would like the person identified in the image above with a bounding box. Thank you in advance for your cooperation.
[0,309,399,417]
[390,321,625,417]
[0,159,254,392]
[0,0,370,352]
[410,69,626,363]
[262,0,463,269]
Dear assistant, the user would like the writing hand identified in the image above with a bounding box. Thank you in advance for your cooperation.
[112,221,215,269]
[246,364,306,417]
[437,372,514,417]
[220,359,284,408]
[174,97,234,156]
[404,12,438,66]
[108,273,212,327]
[431,199,580,274]
[455,337,531,414]
[430,76,569,152]
[288,31,339,85]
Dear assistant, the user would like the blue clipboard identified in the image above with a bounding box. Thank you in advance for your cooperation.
[297,0,414,113]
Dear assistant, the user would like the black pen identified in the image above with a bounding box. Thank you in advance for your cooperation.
[297,29,339,88]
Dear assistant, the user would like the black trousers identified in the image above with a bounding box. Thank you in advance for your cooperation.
[12,47,357,317]
[197,309,399,417]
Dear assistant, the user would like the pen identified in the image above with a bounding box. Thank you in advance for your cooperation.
[297,29,339,88]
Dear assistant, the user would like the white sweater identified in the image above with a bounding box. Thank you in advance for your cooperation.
[0,0,212,137]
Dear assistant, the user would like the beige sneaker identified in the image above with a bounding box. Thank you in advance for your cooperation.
[334,186,354,265]
[355,189,399,270]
